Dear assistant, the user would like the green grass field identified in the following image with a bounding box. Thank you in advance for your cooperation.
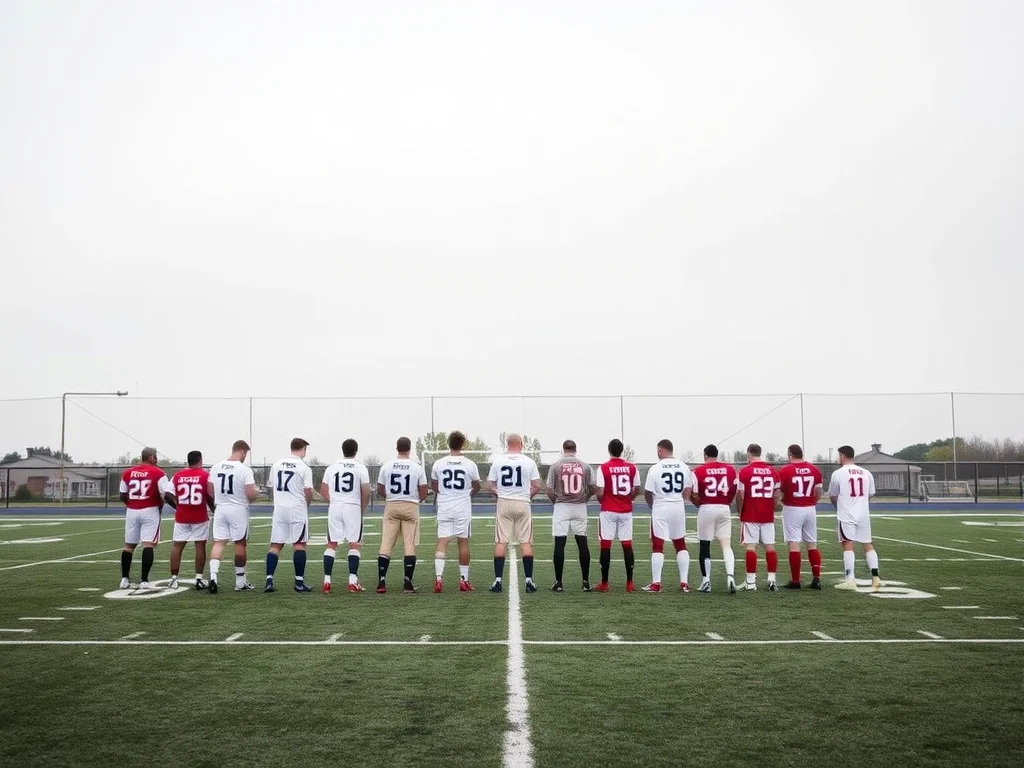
[1,510,1022,767]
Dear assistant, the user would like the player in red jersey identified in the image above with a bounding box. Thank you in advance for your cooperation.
[691,444,738,594]
[593,439,641,592]
[778,444,824,590]
[168,451,215,591]
[736,443,782,592]
[118,447,173,590]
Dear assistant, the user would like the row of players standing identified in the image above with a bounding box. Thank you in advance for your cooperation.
[116,433,881,595]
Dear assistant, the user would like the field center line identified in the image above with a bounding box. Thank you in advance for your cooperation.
[503,545,534,768]
[811,631,835,641]
[0,547,125,572]
[917,631,943,639]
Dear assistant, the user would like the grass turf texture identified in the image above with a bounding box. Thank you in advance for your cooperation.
[0,511,1022,767]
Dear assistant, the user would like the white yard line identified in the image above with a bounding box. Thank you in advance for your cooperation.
[58,606,101,611]
[811,631,835,641]
[120,632,146,640]
[705,632,724,641]
[17,617,64,622]
[940,586,963,590]
[0,638,1022,647]
[0,548,125,572]
[503,546,534,768]
[225,633,244,642]
[942,605,980,610]
[76,587,101,592]
[867,535,1023,563]
[917,631,943,639]
[0,629,33,633]
[973,616,1019,620]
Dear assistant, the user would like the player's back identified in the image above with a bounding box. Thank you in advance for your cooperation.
[693,461,737,506]
[324,459,369,507]
[548,456,592,504]
[210,459,254,509]
[738,461,780,522]
[172,467,210,522]
[489,453,540,500]
[269,456,312,514]
[599,458,638,512]
[121,464,167,510]
[779,461,822,508]
[432,455,479,513]
[379,458,426,502]
[830,464,875,520]
[646,458,692,506]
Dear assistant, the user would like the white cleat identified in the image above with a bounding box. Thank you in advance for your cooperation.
[871,576,882,592]
[767,580,778,593]
[119,577,131,590]
[727,579,737,595]
[743,582,757,592]
[698,581,711,593]
[139,581,152,590]
[835,579,859,591]
[235,581,255,591]
[168,576,179,590]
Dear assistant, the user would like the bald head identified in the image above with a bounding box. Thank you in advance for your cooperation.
[506,433,523,452]
[140,447,158,465]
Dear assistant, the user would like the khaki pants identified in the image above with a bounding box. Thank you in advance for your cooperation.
[495,498,532,544]
[380,501,421,555]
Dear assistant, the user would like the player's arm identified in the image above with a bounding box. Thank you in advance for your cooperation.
[118,476,129,505]
[544,465,556,503]
[320,477,331,502]
[360,483,371,513]
[643,469,655,508]
[303,467,314,506]
[828,474,840,507]
[594,472,605,501]
[812,483,823,504]
[470,479,481,497]
[485,464,498,496]
[376,482,386,499]
[243,467,258,503]
[163,488,177,509]
[417,473,429,502]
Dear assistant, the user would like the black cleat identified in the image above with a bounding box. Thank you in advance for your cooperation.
[810,578,822,590]
[524,581,537,593]
[294,582,312,593]
[784,580,802,590]
[581,580,594,593]
[209,578,218,594]
[489,580,503,593]
[195,577,209,591]
[550,581,564,593]
[403,580,417,594]
[767,581,778,592]
[264,580,275,593]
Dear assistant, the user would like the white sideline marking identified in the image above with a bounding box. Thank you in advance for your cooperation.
[867,535,1023,563]
[327,633,343,643]
[705,632,724,641]
[0,548,124,571]
[952,539,971,543]
[225,633,244,642]
[973,616,1019,620]
[607,633,622,642]
[76,588,101,592]
[942,605,980,610]
[419,635,432,643]
[940,587,963,590]
[18,617,64,621]
[811,631,835,641]
[0,629,33,633]
[503,546,534,768]
[917,631,943,639]
[121,632,145,640]
[58,606,101,611]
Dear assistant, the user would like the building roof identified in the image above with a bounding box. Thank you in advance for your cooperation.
[1,455,108,479]
[854,444,921,471]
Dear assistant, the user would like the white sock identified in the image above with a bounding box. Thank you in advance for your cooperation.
[702,558,712,582]
[651,553,665,584]
[768,572,777,584]
[435,554,445,579]
[459,565,470,581]
[194,573,202,582]
[843,551,856,579]
[525,576,533,585]
[210,558,220,579]
[235,566,245,586]
[324,574,332,585]
[865,549,879,573]
[723,548,735,579]
[677,550,690,584]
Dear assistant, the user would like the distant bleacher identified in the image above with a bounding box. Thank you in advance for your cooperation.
[918,476,974,501]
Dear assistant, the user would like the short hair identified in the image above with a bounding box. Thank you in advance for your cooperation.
[838,445,855,459]
[788,444,804,460]
[562,439,577,452]
[608,439,624,458]
[290,437,310,452]
[396,436,412,453]
[704,444,719,459]
[186,450,203,466]
[448,431,466,451]
[506,433,523,448]
[657,439,673,453]
[747,443,762,457]
[232,439,251,453]
[141,446,158,462]
[342,439,358,458]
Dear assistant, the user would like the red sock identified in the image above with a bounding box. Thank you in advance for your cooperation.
[766,550,778,575]
[808,548,822,579]
[788,551,801,582]
[745,550,757,576]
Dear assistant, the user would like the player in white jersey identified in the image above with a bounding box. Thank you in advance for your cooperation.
[376,437,429,593]
[430,431,481,593]
[486,433,542,594]
[207,440,259,593]
[829,445,881,592]
[642,439,694,593]
[264,438,315,593]
[320,438,371,593]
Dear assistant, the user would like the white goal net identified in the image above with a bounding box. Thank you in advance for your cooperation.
[918,477,974,501]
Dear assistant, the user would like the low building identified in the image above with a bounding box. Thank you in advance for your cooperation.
[0,454,107,499]
[854,443,921,497]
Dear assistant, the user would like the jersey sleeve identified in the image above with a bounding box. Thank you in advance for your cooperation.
[431,462,441,482]
[828,471,840,497]
[417,466,428,486]
[867,471,876,497]
[302,465,314,489]
[243,465,256,486]
[644,467,657,492]
[487,463,499,482]
[119,478,128,493]
[546,463,556,488]
[632,467,641,487]
[683,466,694,490]
[594,467,605,489]
[528,459,540,482]
[468,462,480,482]
[359,465,371,485]
[157,475,174,496]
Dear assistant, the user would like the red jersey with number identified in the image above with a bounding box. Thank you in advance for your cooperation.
[599,459,639,513]
[120,464,167,511]
[171,467,211,524]
[778,462,823,508]
[692,461,738,506]
[738,461,780,524]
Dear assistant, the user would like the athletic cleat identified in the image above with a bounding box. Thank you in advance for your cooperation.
[235,581,255,591]
[524,581,537,593]
[727,579,737,595]
[489,580,503,593]
[348,582,365,593]
[582,580,594,593]
[784,580,802,590]
[195,577,208,591]
[698,581,711,593]
[835,579,858,591]
[550,581,564,593]
[294,582,313,593]
[139,581,153,590]
[168,576,179,590]
[743,582,758,592]
[594,582,610,593]
[403,580,417,594]
[641,582,662,593]
[434,578,443,594]
[680,582,691,594]
[119,577,131,590]
[264,580,275,593]
[871,576,882,592]
[377,580,387,594]
[322,582,332,594]
[767,581,778,592]
[626,581,636,593]
[810,578,822,590]
[459,579,474,592]
[209,578,218,594]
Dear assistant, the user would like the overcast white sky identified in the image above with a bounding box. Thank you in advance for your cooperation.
[1,1,1022,463]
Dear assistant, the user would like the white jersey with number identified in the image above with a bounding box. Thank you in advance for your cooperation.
[431,455,480,516]
[324,459,370,508]
[209,460,255,510]
[644,458,693,509]
[268,456,313,518]
[488,453,541,501]
[829,464,875,523]
[379,458,428,503]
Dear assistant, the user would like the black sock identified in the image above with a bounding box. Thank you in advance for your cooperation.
[140,547,154,582]
[120,550,133,579]
[871,567,879,577]
[378,555,390,581]
[522,555,534,581]
[403,555,416,582]
[494,556,505,580]
[699,541,711,577]
[575,536,590,582]
[623,544,635,583]
[553,536,567,582]
[294,550,307,581]
[348,553,360,576]
[599,547,611,583]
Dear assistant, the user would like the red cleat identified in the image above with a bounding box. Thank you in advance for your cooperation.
[641,582,662,593]
[348,582,364,593]
[459,579,474,592]
[680,582,691,594]
[626,581,636,593]
[434,578,443,594]
[594,582,610,592]
[322,582,331,594]
[376,582,387,594]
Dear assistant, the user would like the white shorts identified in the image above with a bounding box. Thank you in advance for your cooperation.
[837,516,872,544]
[599,511,633,542]
[651,503,686,542]
[327,504,364,544]
[271,514,310,545]
[125,507,161,545]
[552,503,588,538]
[697,505,731,541]
[741,521,776,546]
[782,506,817,543]
[173,521,209,542]
[437,514,472,539]
[212,506,249,542]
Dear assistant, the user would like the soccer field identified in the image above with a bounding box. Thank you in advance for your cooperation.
[1,509,1022,768]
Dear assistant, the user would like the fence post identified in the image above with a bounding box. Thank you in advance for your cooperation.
[5,468,9,509]
[950,392,958,479]
[907,466,912,504]
[104,467,110,508]
[974,462,979,504]
[619,395,625,441]
[799,392,806,453]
